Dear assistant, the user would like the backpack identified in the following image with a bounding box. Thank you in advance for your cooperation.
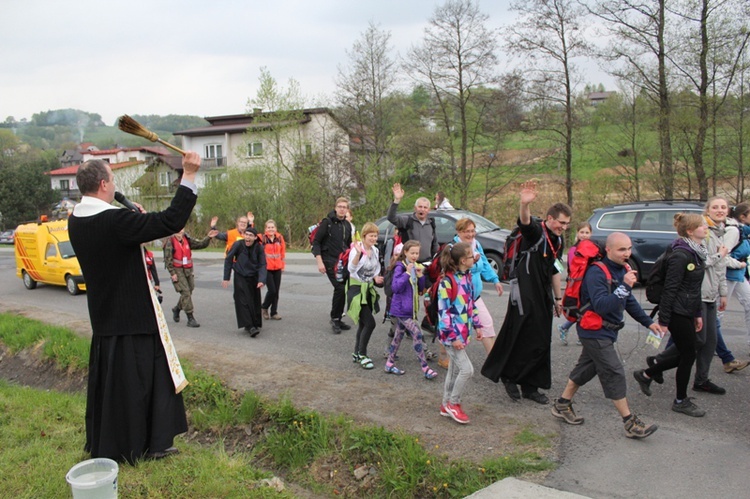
[383,263,397,298]
[645,246,676,305]
[308,221,322,246]
[424,272,459,332]
[333,247,349,282]
[501,218,545,282]
[562,239,610,322]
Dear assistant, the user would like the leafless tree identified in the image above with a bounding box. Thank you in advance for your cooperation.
[591,0,677,199]
[335,22,398,186]
[505,0,590,207]
[405,0,498,207]
[669,0,750,199]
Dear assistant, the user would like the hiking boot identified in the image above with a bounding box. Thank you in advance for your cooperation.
[445,403,469,424]
[723,359,749,373]
[551,400,584,425]
[623,414,658,439]
[646,356,664,384]
[558,324,569,345]
[633,370,653,396]
[186,314,200,328]
[330,319,342,334]
[171,306,180,323]
[692,380,726,395]
[672,397,706,417]
[261,308,270,320]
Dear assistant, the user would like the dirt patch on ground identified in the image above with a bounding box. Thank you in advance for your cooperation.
[0,304,559,477]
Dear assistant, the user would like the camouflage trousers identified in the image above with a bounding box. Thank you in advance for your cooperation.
[172,267,195,314]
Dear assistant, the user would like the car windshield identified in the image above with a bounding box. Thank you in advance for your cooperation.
[58,241,76,259]
[464,213,500,234]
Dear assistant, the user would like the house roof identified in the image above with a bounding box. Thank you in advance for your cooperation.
[47,160,145,176]
[588,91,615,100]
[174,107,333,137]
[48,165,80,176]
[152,155,183,170]
[86,146,174,156]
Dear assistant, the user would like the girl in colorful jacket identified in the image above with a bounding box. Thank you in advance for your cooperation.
[437,242,482,424]
[384,240,437,379]
[261,220,286,320]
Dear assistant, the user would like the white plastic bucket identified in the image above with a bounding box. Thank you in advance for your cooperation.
[65,458,118,499]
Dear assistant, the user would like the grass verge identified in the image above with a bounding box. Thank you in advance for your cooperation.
[0,313,554,497]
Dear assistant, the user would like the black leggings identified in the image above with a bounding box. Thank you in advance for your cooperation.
[355,305,376,357]
[645,313,697,400]
[262,269,282,315]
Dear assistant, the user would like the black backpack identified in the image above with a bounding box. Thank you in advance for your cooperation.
[646,246,693,304]
[424,273,459,331]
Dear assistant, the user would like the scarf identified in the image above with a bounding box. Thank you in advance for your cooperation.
[681,236,708,261]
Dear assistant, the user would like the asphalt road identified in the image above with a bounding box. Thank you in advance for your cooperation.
[1,247,749,498]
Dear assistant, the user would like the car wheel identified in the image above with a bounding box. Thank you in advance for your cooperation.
[485,252,503,277]
[22,270,37,290]
[66,275,80,295]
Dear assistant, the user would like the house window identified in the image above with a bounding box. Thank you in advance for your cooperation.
[247,142,263,157]
[159,172,171,187]
[205,173,223,186]
[205,144,223,159]
[59,179,69,190]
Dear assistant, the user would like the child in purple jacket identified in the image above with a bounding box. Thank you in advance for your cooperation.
[384,240,438,379]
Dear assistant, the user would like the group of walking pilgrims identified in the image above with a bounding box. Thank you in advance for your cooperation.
[171,181,750,439]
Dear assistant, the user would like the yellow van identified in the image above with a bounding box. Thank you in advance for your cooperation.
[14,219,86,295]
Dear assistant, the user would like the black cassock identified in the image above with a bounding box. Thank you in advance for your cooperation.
[482,217,562,391]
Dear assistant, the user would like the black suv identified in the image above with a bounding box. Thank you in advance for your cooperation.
[375,209,510,276]
[587,200,704,282]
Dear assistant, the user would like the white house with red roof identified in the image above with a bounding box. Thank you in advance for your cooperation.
[48,146,178,202]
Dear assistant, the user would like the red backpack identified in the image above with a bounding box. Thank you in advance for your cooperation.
[561,239,610,322]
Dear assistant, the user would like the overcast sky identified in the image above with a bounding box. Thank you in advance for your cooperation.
[0,0,612,125]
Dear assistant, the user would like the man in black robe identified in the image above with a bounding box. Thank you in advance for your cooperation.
[482,181,571,404]
[69,152,201,464]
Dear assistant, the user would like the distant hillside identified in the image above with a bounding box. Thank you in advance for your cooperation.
[1,109,208,151]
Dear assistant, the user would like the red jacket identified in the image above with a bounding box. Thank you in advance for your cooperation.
[262,233,286,271]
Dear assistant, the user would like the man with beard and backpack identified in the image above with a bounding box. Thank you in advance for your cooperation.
[481,180,570,405]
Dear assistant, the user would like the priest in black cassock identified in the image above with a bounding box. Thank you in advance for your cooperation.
[481,181,571,405]
[69,151,201,464]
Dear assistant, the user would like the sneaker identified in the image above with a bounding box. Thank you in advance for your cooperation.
[425,349,436,361]
[692,380,726,395]
[353,353,362,363]
[338,320,352,331]
[558,324,568,345]
[330,319,342,335]
[551,400,584,425]
[261,308,270,320]
[633,370,653,397]
[672,397,706,417]
[646,356,664,384]
[445,403,469,424]
[623,414,658,439]
[439,404,450,417]
[723,359,749,373]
